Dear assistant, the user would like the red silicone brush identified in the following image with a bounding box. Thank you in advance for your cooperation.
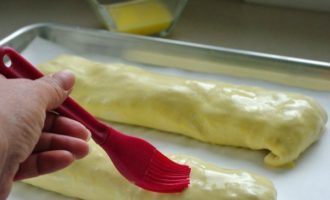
[0,47,190,193]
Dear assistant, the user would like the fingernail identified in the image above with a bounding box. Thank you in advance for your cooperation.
[52,70,75,91]
[86,129,91,142]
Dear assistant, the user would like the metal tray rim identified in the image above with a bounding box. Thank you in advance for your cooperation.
[1,23,330,68]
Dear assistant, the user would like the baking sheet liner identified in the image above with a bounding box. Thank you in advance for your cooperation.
[7,37,330,200]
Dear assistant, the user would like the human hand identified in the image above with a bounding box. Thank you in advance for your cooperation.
[0,71,90,199]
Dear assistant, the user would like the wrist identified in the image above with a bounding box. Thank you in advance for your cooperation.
[0,129,17,199]
[0,129,9,176]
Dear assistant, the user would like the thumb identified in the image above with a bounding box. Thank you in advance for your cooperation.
[35,70,75,110]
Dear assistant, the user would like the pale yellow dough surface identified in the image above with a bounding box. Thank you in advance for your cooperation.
[38,55,327,166]
[24,140,276,200]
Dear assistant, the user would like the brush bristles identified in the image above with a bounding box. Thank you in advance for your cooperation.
[139,151,191,192]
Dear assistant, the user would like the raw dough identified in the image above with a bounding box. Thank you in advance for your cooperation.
[38,55,327,166]
[24,140,276,200]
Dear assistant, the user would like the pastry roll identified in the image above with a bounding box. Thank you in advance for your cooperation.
[24,140,276,200]
[38,55,327,166]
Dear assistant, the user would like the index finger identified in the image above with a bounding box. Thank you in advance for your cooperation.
[43,112,91,141]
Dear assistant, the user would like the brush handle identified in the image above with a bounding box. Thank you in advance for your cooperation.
[0,47,109,144]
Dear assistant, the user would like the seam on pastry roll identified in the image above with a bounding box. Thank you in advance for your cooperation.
[38,55,328,167]
[23,140,277,200]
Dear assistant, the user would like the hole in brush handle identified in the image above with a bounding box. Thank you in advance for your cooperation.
[0,47,43,79]
[0,48,18,78]
[2,54,12,68]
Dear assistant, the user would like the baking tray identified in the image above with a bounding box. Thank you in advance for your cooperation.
[1,23,330,91]
[1,23,330,200]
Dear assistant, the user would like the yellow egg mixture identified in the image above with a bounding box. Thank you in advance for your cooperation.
[107,0,172,35]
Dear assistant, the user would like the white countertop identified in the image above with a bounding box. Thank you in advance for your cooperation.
[0,0,330,61]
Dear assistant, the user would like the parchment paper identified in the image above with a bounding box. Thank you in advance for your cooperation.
[8,37,330,200]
